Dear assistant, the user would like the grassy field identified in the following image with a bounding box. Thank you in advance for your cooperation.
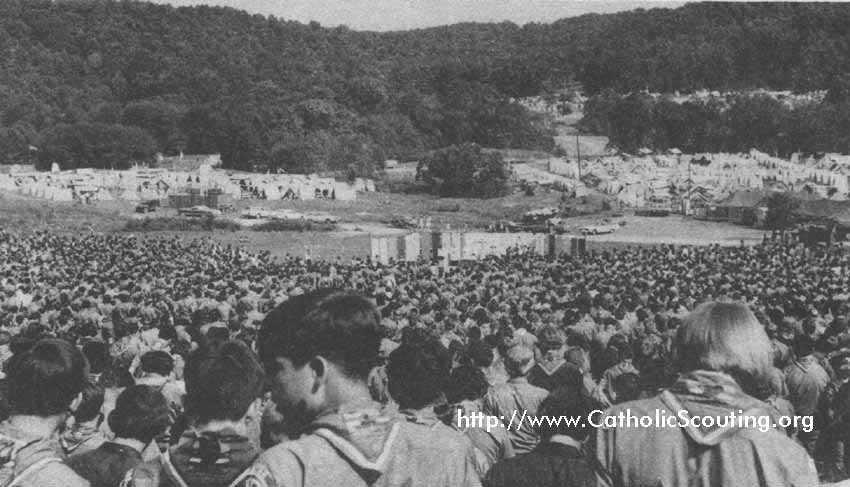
[575,215,766,246]
[229,189,567,229]
[0,192,128,233]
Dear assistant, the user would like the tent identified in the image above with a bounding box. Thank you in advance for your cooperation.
[50,188,74,202]
[333,182,357,201]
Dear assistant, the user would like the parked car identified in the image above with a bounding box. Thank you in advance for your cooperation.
[388,217,418,229]
[178,205,222,218]
[579,224,619,235]
[135,200,159,213]
[303,212,339,224]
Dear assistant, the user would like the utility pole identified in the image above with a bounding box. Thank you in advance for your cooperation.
[576,133,581,180]
[687,155,691,215]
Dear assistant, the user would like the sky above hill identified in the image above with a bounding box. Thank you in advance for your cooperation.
[150,0,685,31]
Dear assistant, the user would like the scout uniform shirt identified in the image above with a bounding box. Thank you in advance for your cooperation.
[124,429,261,487]
[244,401,481,487]
[0,421,90,487]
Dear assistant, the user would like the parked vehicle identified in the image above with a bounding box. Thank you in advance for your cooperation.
[134,200,159,213]
[388,217,418,229]
[178,205,222,218]
[303,212,339,224]
[579,223,619,235]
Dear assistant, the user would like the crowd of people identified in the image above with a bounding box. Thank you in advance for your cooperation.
[1,228,850,486]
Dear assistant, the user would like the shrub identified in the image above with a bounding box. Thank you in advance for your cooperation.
[123,217,241,232]
[252,220,336,232]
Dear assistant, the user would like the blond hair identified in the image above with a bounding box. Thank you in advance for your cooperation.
[675,301,771,387]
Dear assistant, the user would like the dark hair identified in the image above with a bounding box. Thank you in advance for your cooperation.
[140,351,175,376]
[158,326,178,343]
[73,379,105,423]
[82,341,110,375]
[7,338,87,416]
[445,365,489,404]
[98,361,136,389]
[611,372,641,404]
[536,387,595,441]
[108,385,171,444]
[792,335,815,358]
[537,325,566,353]
[184,341,265,424]
[258,290,380,380]
[482,334,501,351]
[9,336,35,356]
[802,317,817,336]
[468,340,494,368]
[386,335,450,410]
[205,326,230,346]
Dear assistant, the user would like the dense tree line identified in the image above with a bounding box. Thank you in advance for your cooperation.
[417,143,509,198]
[5,2,850,172]
[580,90,850,156]
[0,0,552,173]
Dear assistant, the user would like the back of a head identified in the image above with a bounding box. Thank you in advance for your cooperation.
[108,385,171,445]
[258,289,380,381]
[675,301,771,387]
[445,365,489,405]
[8,338,86,416]
[184,340,265,425]
[98,361,136,389]
[537,325,566,354]
[73,379,105,423]
[387,334,451,410]
[140,350,175,377]
[611,372,641,404]
[82,340,110,376]
[564,346,589,373]
[607,334,632,362]
[468,340,494,368]
[204,326,230,348]
[792,335,815,359]
[504,345,534,378]
[537,387,594,441]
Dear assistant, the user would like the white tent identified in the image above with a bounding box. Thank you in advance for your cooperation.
[119,190,140,201]
[333,182,357,201]
[299,186,315,200]
[50,188,73,202]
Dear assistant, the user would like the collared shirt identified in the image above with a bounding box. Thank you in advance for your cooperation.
[0,420,89,487]
[596,370,818,487]
[135,376,185,413]
[125,429,261,487]
[452,409,515,479]
[68,441,142,487]
[784,355,829,416]
[483,439,594,487]
[482,377,549,454]
[248,402,481,487]
[529,359,583,393]
[62,422,106,458]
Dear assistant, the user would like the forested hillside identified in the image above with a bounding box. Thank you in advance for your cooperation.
[0,0,554,173]
[3,1,850,172]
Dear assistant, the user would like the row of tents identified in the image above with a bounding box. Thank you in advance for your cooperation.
[0,166,376,203]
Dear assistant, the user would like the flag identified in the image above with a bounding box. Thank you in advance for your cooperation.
[27,145,38,152]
